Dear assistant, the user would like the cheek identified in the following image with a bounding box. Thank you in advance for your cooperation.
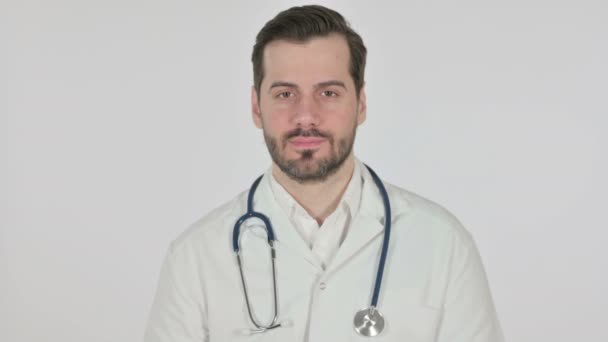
[260,109,291,133]
[326,107,359,128]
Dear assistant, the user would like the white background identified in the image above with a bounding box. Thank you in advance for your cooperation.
[1,0,607,341]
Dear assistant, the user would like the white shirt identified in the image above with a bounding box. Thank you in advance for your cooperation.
[268,161,362,269]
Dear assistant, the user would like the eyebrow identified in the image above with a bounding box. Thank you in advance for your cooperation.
[268,80,348,93]
[268,81,298,92]
[316,80,347,90]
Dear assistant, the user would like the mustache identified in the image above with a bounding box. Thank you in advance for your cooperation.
[284,128,330,140]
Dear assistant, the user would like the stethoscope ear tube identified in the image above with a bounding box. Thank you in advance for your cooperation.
[232,174,281,332]
[235,249,280,331]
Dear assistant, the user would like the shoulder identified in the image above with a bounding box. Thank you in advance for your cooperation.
[168,189,249,253]
[384,181,474,247]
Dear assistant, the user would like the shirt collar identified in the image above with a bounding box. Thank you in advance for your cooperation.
[267,158,363,220]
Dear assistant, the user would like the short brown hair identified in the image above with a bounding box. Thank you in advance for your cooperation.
[252,5,367,98]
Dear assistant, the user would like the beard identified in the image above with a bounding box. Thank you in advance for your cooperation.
[263,123,357,184]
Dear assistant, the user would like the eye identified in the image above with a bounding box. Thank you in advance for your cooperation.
[276,92,294,99]
[321,90,338,97]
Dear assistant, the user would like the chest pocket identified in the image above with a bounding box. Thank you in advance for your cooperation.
[373,288,442,342]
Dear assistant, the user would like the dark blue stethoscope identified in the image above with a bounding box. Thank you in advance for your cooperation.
[232,164,391,337]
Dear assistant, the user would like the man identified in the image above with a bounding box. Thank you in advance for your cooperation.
[145,5,504,342]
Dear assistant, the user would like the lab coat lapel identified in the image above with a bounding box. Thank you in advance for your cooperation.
[246,173,324,271]
[326,164,386,274]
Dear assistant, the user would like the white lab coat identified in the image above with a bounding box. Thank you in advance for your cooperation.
[144,162,504,342]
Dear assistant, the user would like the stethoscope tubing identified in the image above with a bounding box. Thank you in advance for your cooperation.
[232,175,274,253]
[364,165,391,308]
[232,164,391,333]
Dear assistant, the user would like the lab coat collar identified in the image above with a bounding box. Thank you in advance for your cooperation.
[327,160,386,274]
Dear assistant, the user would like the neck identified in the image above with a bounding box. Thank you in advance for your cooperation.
[272,155,356,225]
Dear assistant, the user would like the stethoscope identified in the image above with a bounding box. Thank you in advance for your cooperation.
[232,164,391,337]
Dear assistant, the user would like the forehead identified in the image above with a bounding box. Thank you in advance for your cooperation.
[262,34,351,87]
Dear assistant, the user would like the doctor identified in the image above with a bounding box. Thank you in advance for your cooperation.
[145,5,504,342]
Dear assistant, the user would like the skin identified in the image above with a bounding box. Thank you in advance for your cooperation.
[251,33,367,224]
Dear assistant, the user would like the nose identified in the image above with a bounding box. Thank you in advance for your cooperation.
[292,95,320,128]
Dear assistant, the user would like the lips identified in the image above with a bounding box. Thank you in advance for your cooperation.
[289,137,326,149]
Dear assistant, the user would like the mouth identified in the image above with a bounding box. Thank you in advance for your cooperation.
[288,137,326,150]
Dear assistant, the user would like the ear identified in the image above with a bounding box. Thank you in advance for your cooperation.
[251,86,263,129]
[356,85,367,125]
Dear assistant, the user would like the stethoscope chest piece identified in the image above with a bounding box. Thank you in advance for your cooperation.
[353,307,385,337]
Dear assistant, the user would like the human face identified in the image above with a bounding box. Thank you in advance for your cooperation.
[251,34,367,183]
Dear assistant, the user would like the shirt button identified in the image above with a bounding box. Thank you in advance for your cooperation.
[319,282,327,290]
